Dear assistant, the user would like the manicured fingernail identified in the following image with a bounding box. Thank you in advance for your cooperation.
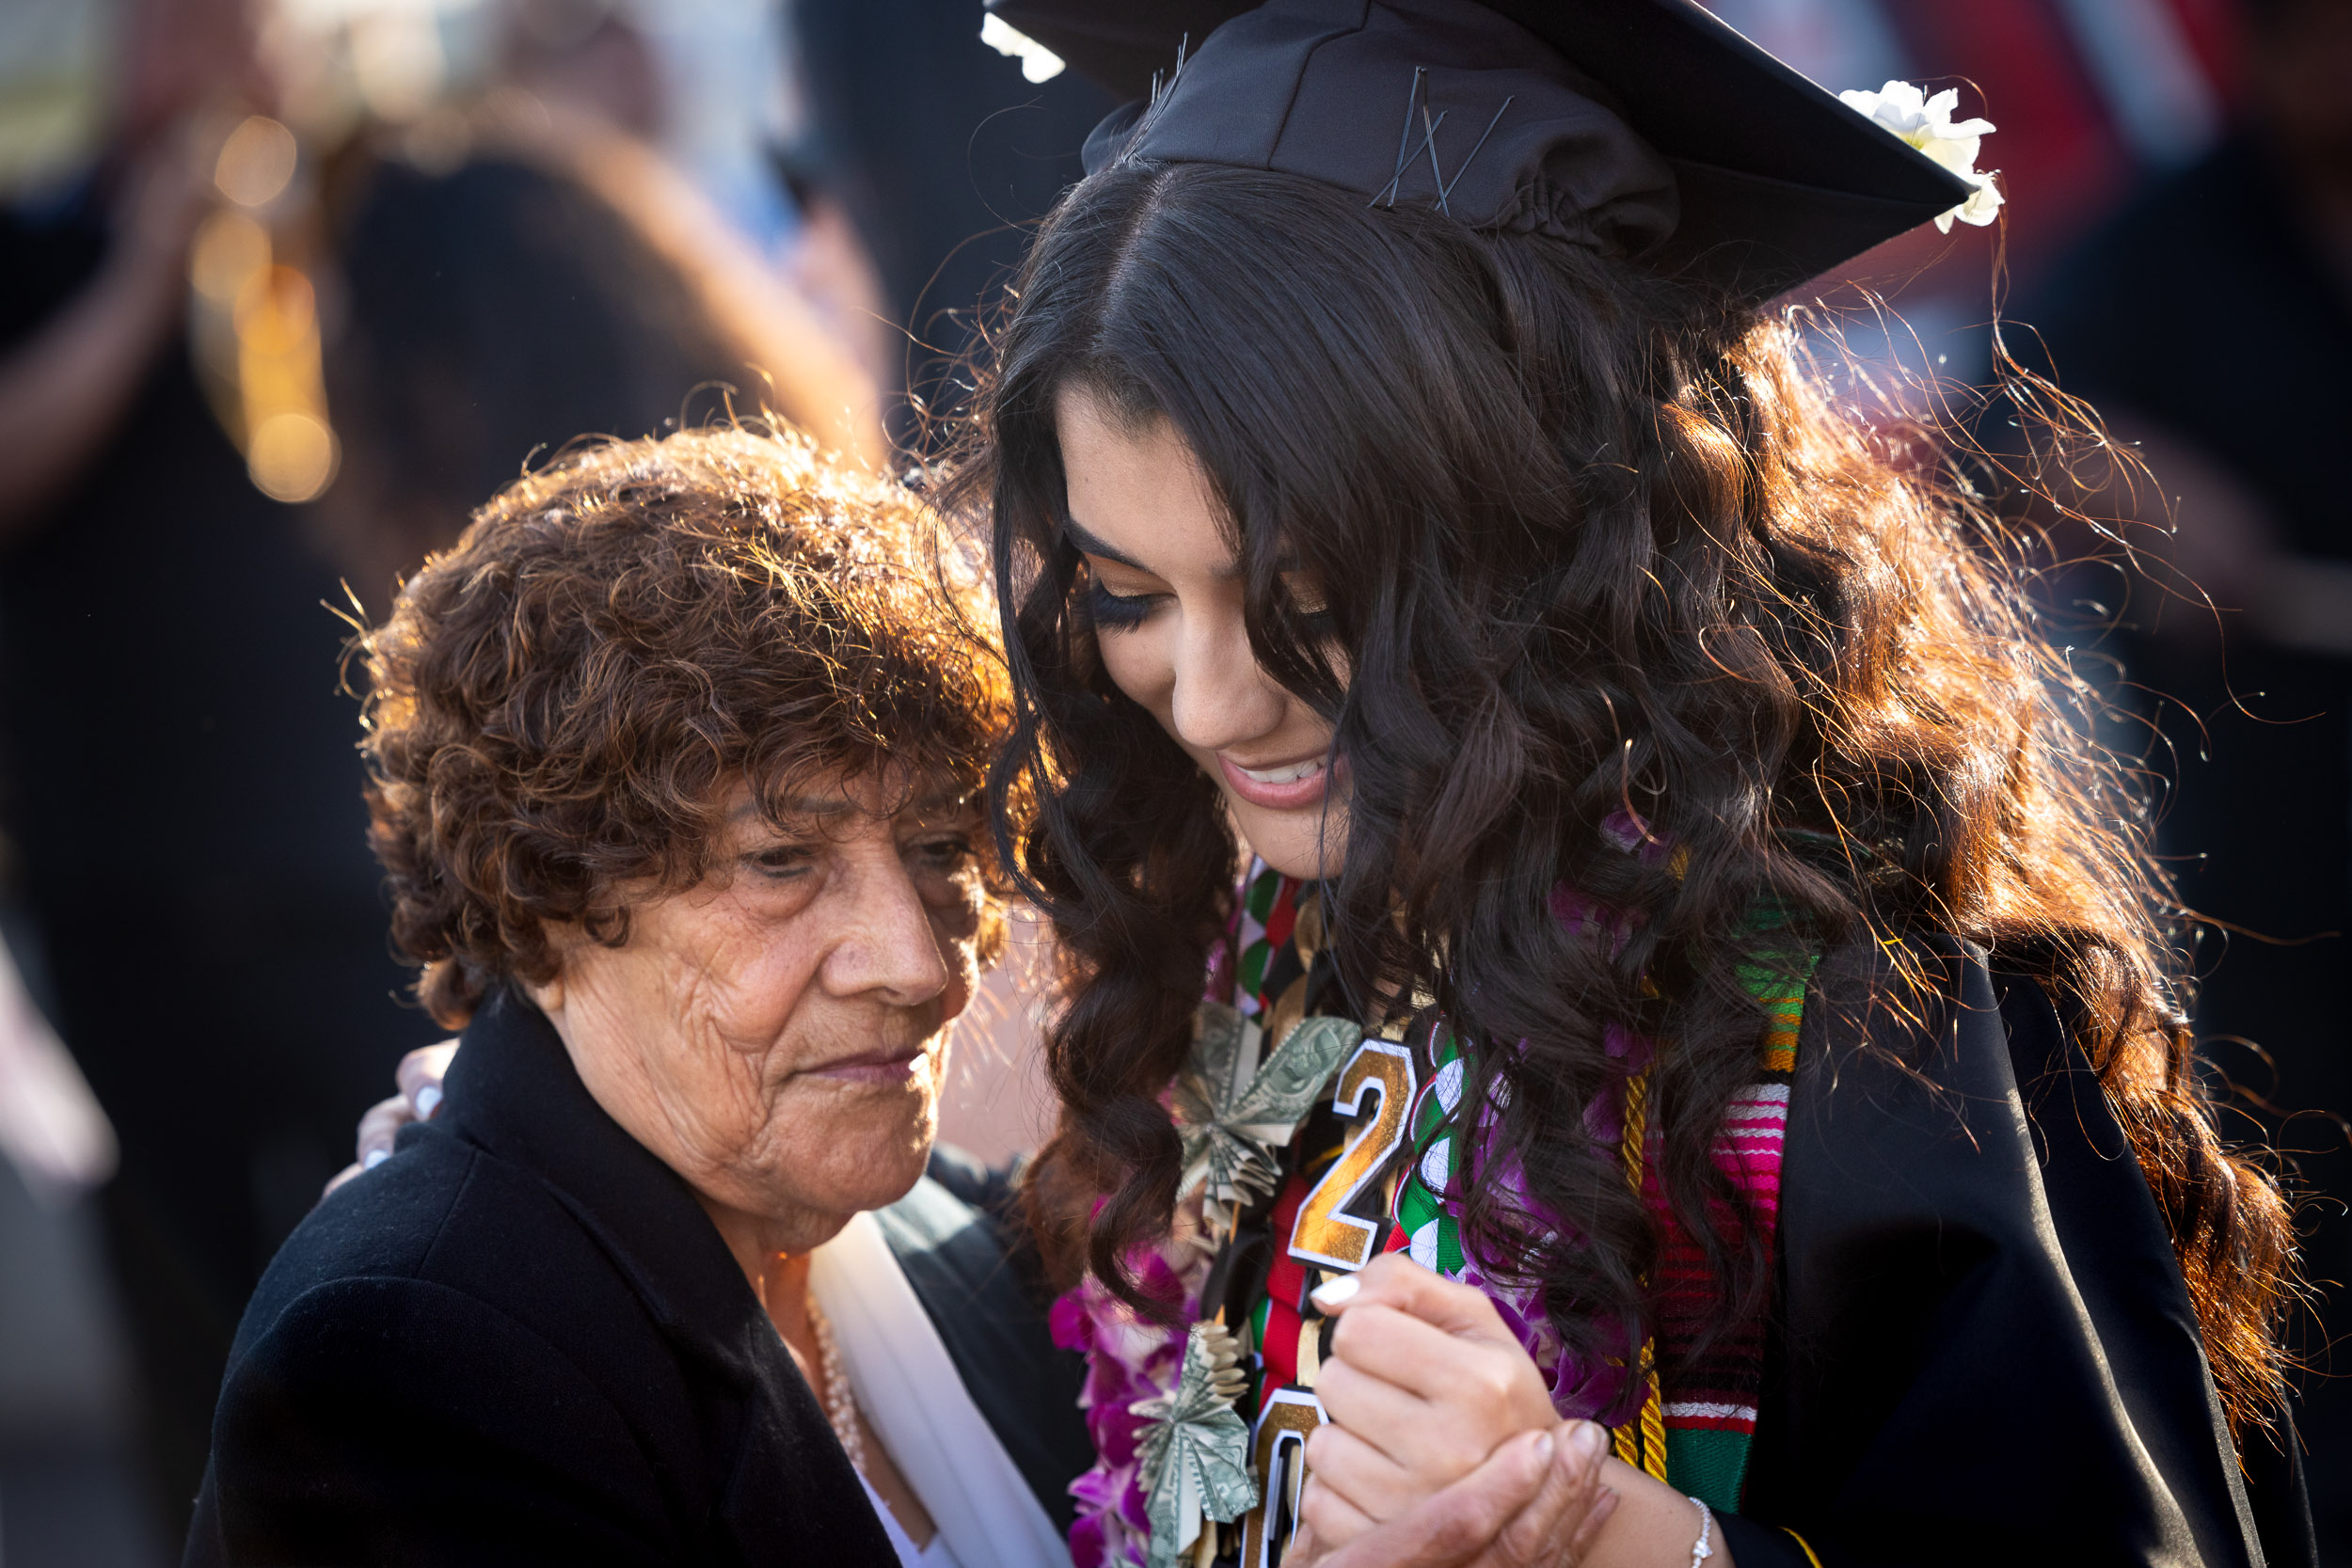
[1308,1275,1359,1311]
[1572,1421,1607,1457]
[363,1148,389,1169]
[414,1085,442,1119]
[1533,1430,1555,1465]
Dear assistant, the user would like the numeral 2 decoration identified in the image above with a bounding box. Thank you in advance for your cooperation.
[1286,1040,1416,1271]
[1240,1386,1326,1568]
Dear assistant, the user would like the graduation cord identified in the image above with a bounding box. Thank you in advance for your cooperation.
[1613,1069,1672,1483]
[1781,1528,1826,1567]
[1621,1077,1722,1568]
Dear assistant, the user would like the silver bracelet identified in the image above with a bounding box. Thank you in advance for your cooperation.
[1689,1497,1714,1566]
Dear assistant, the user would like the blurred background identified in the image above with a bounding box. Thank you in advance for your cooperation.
[0,0,2342,1561]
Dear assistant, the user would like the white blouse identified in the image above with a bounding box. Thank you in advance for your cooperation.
[810,1210,1071,1568]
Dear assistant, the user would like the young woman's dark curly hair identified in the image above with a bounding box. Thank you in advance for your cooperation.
[944,161,2295,1440]
[360,423,1011,1029]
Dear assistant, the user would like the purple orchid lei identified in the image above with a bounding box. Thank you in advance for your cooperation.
[1446,1106,1648,1431]
[1049,1242,1207,1568]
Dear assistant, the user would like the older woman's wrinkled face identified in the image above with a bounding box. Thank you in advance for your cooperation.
[535,774,987,1251]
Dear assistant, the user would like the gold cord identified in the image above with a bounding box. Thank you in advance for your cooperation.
[1783,1528,1827,1568]
[1613,1069,1671,1482]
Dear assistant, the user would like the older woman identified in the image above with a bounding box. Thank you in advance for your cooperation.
[187,427,1088,1567]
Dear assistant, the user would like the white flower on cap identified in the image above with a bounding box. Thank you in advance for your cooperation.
[1837,80,2004,233]
[980,12,1067,83]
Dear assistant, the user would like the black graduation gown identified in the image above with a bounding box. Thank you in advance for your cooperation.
[185,989,1089,1566]
[1721,935,2315,1568]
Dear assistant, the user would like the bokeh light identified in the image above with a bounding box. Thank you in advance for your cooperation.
[213,116,299,208]
[246,411,340,503]
[188,209,271,305]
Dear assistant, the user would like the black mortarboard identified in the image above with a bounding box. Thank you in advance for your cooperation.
[982,0,1978,300]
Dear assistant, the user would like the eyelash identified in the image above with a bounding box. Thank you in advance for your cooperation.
[1084,578,1157,631]
[745,836,974,879]
[913,835,976,868]
[1082,573,1337,636]
[748,846,814,879]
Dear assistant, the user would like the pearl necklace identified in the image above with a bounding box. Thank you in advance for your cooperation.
[805,1290,865,1474]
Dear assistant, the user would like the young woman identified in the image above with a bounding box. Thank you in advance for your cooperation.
[955,2,2314,1566]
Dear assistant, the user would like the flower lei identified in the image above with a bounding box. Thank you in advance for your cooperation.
[1049,1245,1207,1568]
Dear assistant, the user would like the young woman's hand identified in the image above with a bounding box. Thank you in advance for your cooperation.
[1305,1255,1736,1568]
[321,1041,457,1197]
[1303,1254,1561,1536]
[1294,1419,1619,1568]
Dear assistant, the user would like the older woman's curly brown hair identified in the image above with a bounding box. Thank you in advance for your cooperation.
[359,424,1010,1028]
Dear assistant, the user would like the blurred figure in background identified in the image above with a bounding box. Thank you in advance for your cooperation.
[2013,0,2352,1549]
[314,1,880,603]
[778,0,1112,450]
[0,0,420,1538]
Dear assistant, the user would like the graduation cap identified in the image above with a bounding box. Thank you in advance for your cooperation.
[981,0,1981,300]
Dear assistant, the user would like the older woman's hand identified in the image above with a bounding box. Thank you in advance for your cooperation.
[322,1041,455,1196]
[1294,1420,1619,1568]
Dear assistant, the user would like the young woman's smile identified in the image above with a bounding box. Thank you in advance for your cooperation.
[1217,751,1331,811]
[1054,384,1345,879]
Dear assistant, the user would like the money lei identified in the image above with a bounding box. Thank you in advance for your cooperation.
[1130,1320,1256,1568]
[1172,1002,1362,1235]
[1137,1001,1359,1564]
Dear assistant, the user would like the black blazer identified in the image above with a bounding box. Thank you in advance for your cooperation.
[186,988,1089,1566]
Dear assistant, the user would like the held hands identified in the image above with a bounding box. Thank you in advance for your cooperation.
[1293,1256,1726,1568]
[1293,1420,1618,1568]
[1302,1254,1564,1541]
[321,1041,456,1197]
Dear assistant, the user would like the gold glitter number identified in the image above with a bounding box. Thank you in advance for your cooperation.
[1239,1386,1326,1568]
[1286,1041,1416,1271]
